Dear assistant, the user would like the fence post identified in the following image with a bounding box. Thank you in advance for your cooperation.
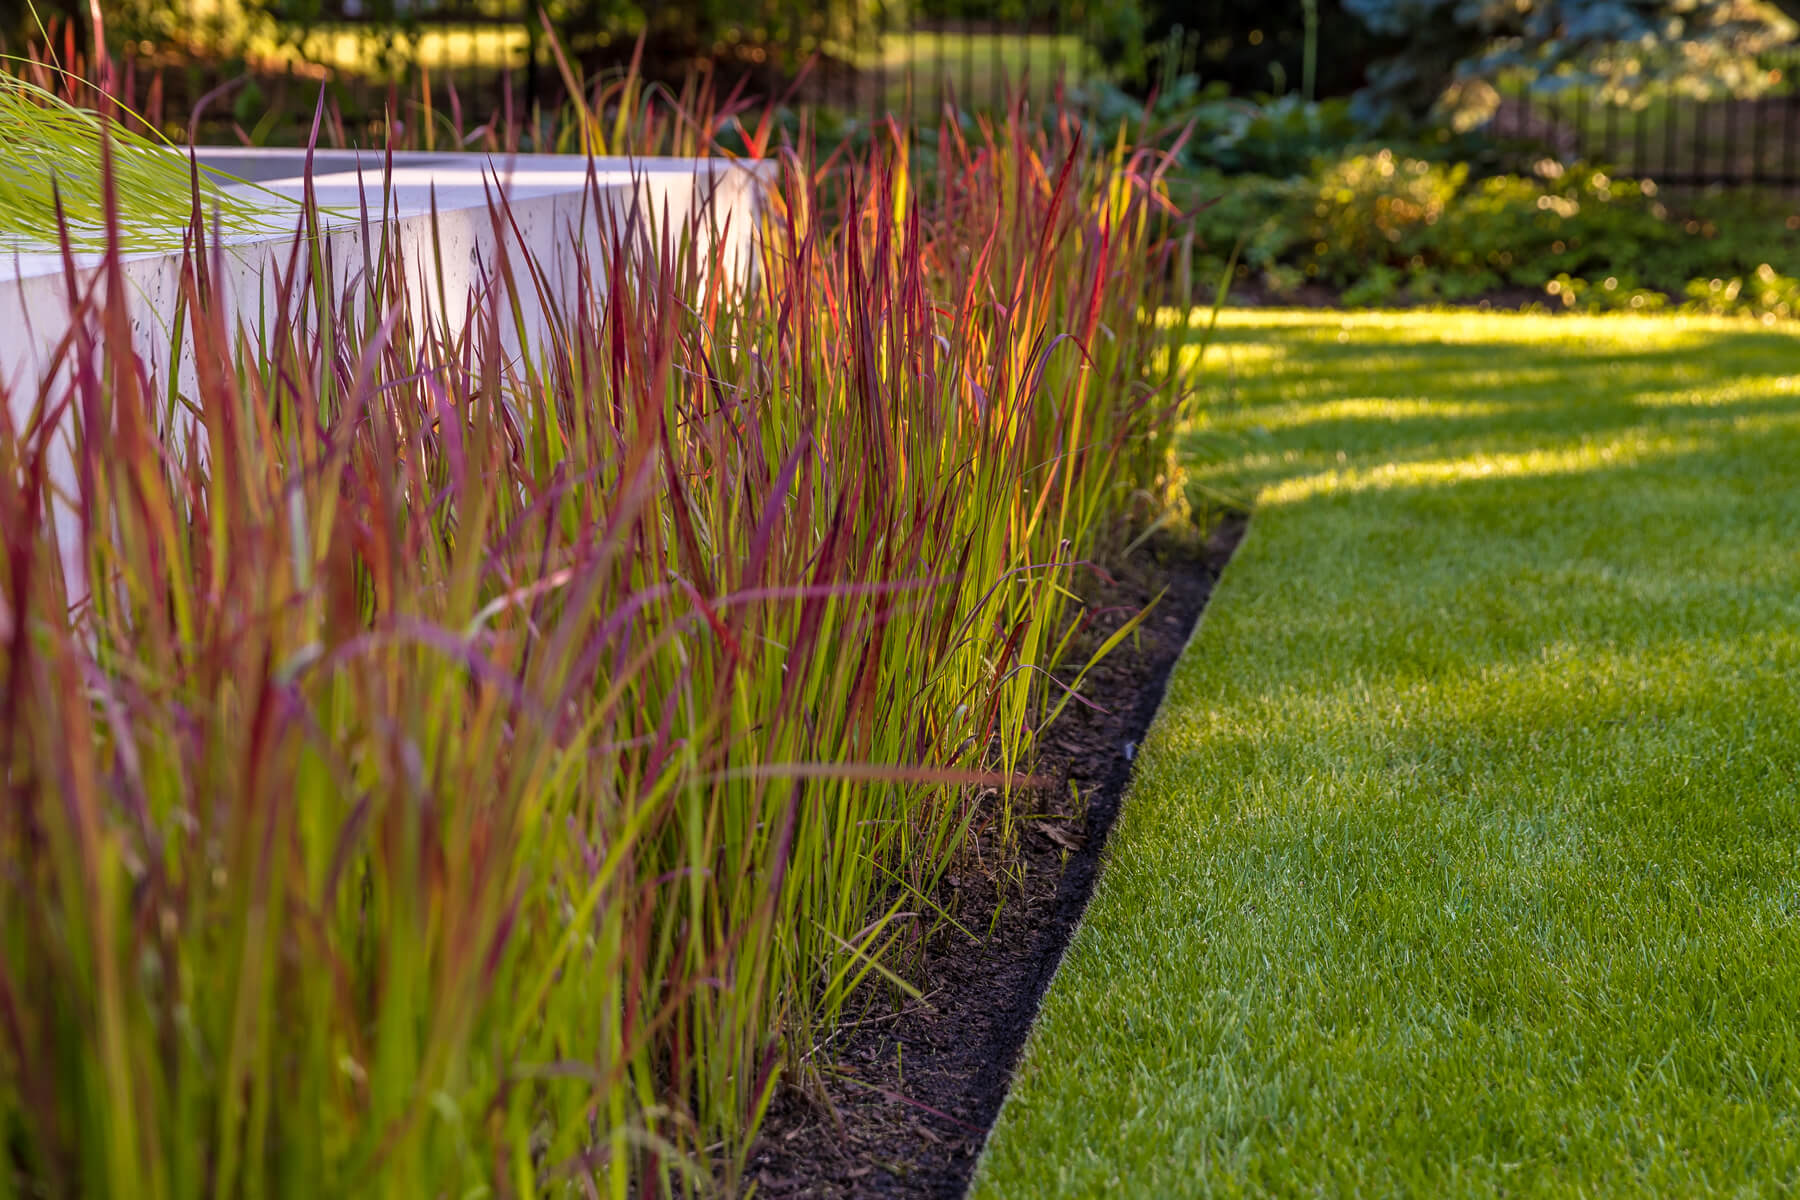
[1603,88,1617,167]
[1632,99,1646,178]
[1663,94,1678,184]
[1750,96,1765,186]
[1722,91,1737,184]
[1785,94,1797,188]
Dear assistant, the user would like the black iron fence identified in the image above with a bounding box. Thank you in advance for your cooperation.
[85,0,1111,137]
[9,0,1800,187]
[1497,87,1800,190]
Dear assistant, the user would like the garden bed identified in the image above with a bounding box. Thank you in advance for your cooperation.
[746,518,1245,1198]
[1179,154,1800,320]
[0,96,1208,1196]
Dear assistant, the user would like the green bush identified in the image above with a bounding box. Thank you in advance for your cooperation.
[1183,149,1800,318]
[1077,80,1366,178]
[1684,264,1800,323]
[1299,151,1465,287]
[1093,0,1404,98]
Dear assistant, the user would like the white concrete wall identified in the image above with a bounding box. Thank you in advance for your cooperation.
[0,151,771,604]
[1,151,768,401]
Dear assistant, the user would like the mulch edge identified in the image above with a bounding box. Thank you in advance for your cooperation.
[744,514,1247,1199]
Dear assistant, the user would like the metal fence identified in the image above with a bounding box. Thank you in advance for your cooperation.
[1498,88,1800,190]
[108,0,1109,140]
[14,0,1800,186]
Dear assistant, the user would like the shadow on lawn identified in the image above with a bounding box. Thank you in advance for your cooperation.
[1184,318,1800,504]
[966,311,1800,1200]
[1167,314,1800,729]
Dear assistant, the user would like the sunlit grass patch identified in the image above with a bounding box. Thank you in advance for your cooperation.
[1248,396,1515,430]
[972,310,1800,1198]
[1257,431,1706,506]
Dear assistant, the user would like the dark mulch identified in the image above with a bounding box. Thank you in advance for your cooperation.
[744,515,1247,1199]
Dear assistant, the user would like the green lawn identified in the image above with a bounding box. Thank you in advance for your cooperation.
[176,0,528,77]
[972,311,1800,1197]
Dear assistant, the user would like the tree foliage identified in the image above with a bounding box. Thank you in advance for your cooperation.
[1343,0,1797,120]
[1099,0,1404,97]
[1096,0,1794,122]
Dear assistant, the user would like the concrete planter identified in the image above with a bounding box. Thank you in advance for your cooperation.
[1,149,771,599]
[2,149,769,399]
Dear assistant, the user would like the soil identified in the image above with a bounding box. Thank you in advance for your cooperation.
[744,515,1247,1199]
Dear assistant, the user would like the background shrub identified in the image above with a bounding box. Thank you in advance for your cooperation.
[1178,146,1800,314]
[1095,0,1404,96]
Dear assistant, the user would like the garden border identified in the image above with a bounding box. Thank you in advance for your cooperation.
[746,517,1246,1198]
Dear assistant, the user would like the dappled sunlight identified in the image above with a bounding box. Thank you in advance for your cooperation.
[976,310,1800,1200]
[1182,312,1800,512]
[1170,310,1800,774]
[1257,431,1706,506]
[1170,339,1292,376]
[1627,374,1800,407]
[1235,396,1515,431]
[1196,313,1800,384]
[1203,308,1790,348]
[1242,407,1800,507]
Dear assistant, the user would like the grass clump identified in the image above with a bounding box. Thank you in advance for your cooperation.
[0,95,1199,1196]
[973,311,1800,1197]
[0,72,277,252]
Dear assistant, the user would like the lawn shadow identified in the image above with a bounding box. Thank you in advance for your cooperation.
[1185,316,1800,503]
[1168,312,1800,759]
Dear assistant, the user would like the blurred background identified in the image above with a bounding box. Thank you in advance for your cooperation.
[7,0,1800,310]
[6,0,1799,187]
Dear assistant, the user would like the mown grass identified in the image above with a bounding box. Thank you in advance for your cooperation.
[125,0,526,77]
[130,0,1088,116]
[973,310,1800,1197]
